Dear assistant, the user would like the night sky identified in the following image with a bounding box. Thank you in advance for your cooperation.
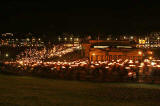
[0,1,160,33]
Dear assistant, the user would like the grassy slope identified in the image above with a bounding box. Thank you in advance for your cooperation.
[0,74,160,106]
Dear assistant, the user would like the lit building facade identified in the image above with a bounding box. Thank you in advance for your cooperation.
[58,36,81,47]
[82,40,152,61]
[0,33,44,47]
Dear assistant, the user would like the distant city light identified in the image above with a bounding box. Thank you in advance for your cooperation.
[5,53,9,57]
[58,36,61,41]
[138,51,142,55]
[27,38,30,41]
[92,53,95,56]
[151,62,155,66]
[130,36,133,39]
[149,57,152,60]
[107,38,110,40]
[76,38,79,41]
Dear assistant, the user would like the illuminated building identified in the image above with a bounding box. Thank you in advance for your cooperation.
[136,32,160,48]
[57,36,81,47]
[82,40,152,61]
[0,33,44,47]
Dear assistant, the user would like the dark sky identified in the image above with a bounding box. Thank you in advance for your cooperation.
[0,1,160,33]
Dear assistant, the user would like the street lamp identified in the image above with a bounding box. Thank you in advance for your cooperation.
[149,56,152,60]
[138,51,142,55]
[5,53,9,58]
[58,37,61,41]
[151,62,155,66]
[64,37,67,41]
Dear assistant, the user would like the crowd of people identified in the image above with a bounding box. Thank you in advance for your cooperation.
[16,45,81,66]
[1,59,160,83]
[1,43,160,83]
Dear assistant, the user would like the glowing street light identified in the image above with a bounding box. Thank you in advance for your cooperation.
[26,38,30,41]
[5,53,9,57]
[58,37,61,41]
[149,57,152,60]
[130,36,133,39]
[138,51,142,55]
[76,38,79,41]
[151,62,155,66]
[92,53,95,56]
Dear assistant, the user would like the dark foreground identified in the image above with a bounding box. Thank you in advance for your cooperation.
[0,74,160,106]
